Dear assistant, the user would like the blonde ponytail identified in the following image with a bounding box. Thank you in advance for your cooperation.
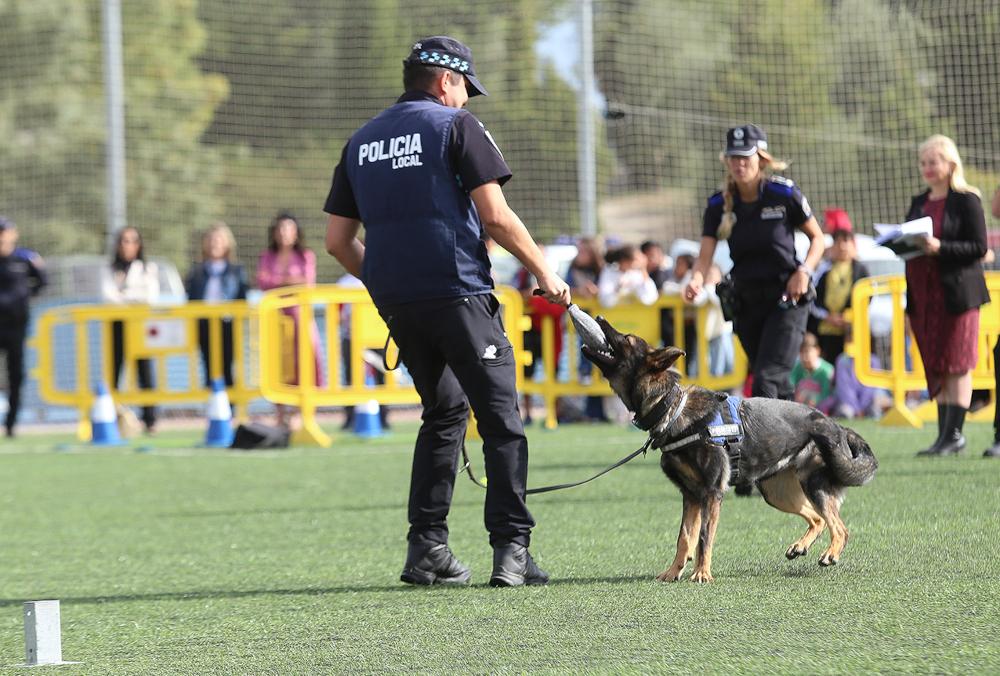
[717,174,737,241]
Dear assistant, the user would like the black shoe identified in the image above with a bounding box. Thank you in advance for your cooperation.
[983,441,1000,458]
[400,541,471,586]
[4,427,13,439]
[917,433,967,456]
[489,543,549,587]
[733,481,753,496]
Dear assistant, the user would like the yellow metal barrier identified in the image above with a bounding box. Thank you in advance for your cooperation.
[34,288,749,444]
[523,295,749,429]
[851,272,1000,427]
[257,285,529,447]
[33,301,260,440]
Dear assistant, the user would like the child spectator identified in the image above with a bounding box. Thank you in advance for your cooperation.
[660,250,699,360]
[790,333,834,409]
[640,240,671,288]
[597,244,658,307]
[703,264,735,377]
[810,209,869,364]
[828,347,892,419]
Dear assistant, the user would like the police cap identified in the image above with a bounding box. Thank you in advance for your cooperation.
[0,216,14,231]
[725,124,768,156]
[404,36,489,97]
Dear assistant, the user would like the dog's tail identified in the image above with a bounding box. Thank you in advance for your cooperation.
[808,413,878,487]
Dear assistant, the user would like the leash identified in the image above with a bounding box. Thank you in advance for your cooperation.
[459,434,655,495]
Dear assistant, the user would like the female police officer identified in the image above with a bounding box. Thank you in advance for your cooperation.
[684,124,824,401]
[324,36,570,587]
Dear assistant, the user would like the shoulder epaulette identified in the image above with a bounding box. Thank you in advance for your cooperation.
[707,192,724,208]
[764,175,795,196]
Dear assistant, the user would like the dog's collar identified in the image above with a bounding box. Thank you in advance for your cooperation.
[632,386,689,434]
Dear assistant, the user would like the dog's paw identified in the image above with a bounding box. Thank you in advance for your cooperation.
[818,552,838,567]
[656,566,685,582]
[690,569,714,584]
[785,543,809,560]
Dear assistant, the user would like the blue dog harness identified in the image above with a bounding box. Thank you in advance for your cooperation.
[634,393,746,485]
[657,395,744,453]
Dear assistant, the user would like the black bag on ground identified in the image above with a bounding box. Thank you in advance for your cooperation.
[716,274,740,322]
[230,422,290,450]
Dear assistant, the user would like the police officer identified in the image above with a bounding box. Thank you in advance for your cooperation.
[684,124,824,400]
[324,36,570,587]
[0,216,47,437]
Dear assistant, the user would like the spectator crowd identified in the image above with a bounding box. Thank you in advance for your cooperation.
[2,172,998,454]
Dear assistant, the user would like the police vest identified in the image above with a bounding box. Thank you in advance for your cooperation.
[346,100,492,306]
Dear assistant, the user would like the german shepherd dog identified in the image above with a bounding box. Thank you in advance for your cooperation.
[581,317,878,583]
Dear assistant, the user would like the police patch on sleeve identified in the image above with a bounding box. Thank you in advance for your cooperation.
[800,195,812,219]
[479,121,505,161]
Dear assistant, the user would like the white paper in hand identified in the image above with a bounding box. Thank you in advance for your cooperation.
[874,216,932,260]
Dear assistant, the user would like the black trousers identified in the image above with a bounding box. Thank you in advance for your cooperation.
[379,293,533,548]
[111,321,156,429]
[197,318,235,387]
[734,281,809,400]
[993,339,1000,441]
[0,327,26,432]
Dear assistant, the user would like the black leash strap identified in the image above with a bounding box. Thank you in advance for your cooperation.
[380,312,402,372]
[460,435,655,495]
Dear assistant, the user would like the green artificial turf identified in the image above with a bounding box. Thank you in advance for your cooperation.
[0,419,997,674]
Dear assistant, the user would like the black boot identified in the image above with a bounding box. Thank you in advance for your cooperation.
[983,437,1000,458]
[916,402,947,455]
[400,539,471,586]
[918,404,967,456]
[489,543,549,587]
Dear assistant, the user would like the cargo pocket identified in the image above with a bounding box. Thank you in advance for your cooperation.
[475,295,513,366]
[480,341,514,368]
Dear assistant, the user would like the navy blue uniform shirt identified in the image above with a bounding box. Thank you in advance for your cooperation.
[0,248,47,327]
[324,91,511,305]
[702,176,812,284]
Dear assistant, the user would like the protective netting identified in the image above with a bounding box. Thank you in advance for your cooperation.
[0,0,998,282]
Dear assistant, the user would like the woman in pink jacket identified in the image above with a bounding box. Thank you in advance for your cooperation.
[257,212,325,428]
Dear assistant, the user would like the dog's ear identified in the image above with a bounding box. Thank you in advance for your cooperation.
[648,345,685,372]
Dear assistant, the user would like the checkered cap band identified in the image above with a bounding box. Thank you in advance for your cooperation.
[416,50,471,72]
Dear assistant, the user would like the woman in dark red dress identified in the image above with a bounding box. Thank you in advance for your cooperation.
[905,135,989,456]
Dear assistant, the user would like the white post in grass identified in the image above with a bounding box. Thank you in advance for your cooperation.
[24,600,68,666]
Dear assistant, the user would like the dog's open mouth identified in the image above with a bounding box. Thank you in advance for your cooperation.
[581,342,615,366]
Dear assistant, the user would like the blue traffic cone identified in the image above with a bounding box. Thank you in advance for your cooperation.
[353,399,383,438]
[91,382,124,446]
[204,378,235,447]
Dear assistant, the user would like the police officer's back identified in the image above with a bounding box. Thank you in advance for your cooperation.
[325,36,570,586]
